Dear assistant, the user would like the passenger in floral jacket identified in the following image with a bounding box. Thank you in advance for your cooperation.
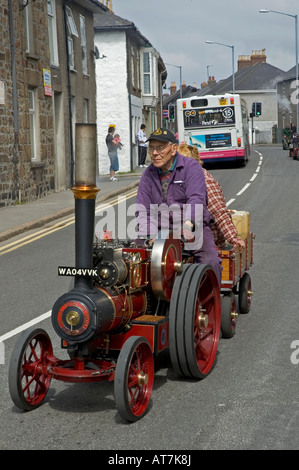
[178,143,245,251]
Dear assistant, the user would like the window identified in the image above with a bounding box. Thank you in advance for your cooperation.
[66,6,78,37]
[67,31,75,69]
[47,0,59,66]
[24,3,34,54]
[143,52,151,94]
[80,15,88,75]
[65,6,78,70]
[83,99,89,123]
[131,47,135,88]
[136,51,140,89]
[28,89,40,161]
[183,106,236,128]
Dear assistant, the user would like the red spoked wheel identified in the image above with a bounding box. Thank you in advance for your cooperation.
[114,336,154,422]
[8,327,54,411]
[169,264,221,379]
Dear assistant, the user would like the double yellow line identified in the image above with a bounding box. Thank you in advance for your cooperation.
[0,188,138,256]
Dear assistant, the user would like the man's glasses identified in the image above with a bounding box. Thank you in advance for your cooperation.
[148,144,171,155]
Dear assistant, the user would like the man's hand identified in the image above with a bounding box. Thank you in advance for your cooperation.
[182,221,195,243]
[234,238,245,251]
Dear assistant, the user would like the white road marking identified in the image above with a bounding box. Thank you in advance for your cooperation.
[226,150,262,206]
[0,311,51,343]
[226,198,235,207]
[236,183,251,196]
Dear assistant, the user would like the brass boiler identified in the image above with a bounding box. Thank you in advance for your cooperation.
[52,244,149,343]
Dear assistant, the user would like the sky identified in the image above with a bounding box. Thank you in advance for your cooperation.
[111,0,299,90]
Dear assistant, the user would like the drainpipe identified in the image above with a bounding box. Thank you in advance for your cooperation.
[128,92,133,171]
[8,0,20,201]
[63,1,75,187]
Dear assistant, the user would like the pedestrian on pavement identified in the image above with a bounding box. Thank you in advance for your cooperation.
[178,143,245,251]
[106,126,121,181]
[137,124,148,168]
[135,128,222,285]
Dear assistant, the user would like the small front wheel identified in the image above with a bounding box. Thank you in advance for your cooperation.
[114,336,154,422]
[8,327,53,411]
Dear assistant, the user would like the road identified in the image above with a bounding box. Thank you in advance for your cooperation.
[0,145,299,451]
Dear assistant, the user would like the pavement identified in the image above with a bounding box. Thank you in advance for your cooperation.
[0,166,146,243]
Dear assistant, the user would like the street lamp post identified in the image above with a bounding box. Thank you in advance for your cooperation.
[259,9,299,129]
[205,41,235,94]
[165,63,182,98]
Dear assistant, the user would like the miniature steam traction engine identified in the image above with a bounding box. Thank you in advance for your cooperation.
[8,125,224,422]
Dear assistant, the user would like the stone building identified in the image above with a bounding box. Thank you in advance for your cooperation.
[0,0,107,207]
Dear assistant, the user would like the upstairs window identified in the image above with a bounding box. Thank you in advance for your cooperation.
[80,15,88,75]
[131,46,135,88]
[143,52,151,94]
[25,2,34,55]
[65,5,78,70]
[136,51,140,89]
[66,6,78,36]
[47,0,59,66]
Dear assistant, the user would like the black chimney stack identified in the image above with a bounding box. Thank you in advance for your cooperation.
[71,124,99,290]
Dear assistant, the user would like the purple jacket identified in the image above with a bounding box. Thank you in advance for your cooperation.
[136,152,212,237]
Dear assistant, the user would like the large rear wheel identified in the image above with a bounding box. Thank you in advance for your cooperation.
[169,264,221,379]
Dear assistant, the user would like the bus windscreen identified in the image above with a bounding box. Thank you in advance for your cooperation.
[184,106,235,128]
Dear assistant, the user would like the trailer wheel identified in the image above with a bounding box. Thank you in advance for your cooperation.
[221,292,238,338]
[8,327,53,411]
[114,336,154,422]
[169,264,221,379]
[238,272,252,314]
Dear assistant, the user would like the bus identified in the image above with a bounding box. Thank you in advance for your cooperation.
[177,93,250,165]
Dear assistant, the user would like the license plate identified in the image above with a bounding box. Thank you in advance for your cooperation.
[219,99,227,105]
